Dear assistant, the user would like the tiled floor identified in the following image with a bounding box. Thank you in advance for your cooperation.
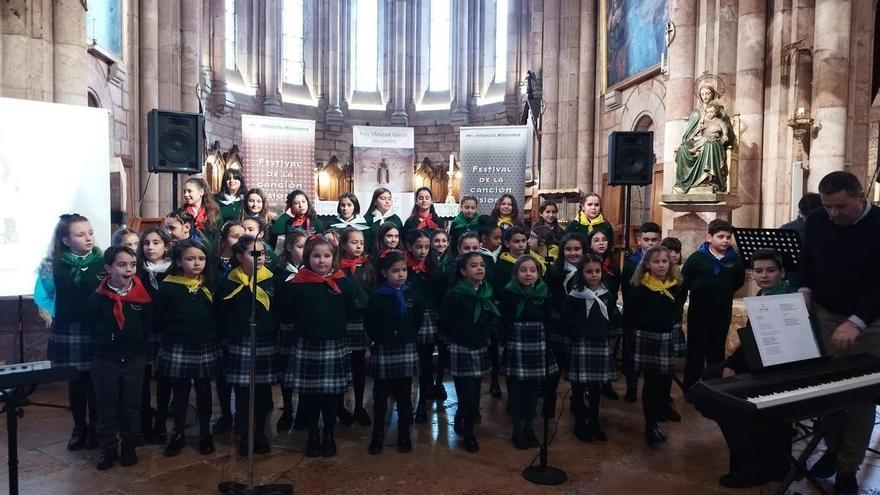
[2,379,880,494]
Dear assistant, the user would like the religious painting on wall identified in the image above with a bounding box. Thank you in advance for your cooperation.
[87,0,123,59]
[601,0,668,90]
[352,126,416,218]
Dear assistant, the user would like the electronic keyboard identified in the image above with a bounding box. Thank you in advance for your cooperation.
[0,360,77,391]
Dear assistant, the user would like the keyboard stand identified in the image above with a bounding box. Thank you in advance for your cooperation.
[766,414,836,495]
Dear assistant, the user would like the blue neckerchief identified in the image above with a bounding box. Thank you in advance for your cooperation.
[628,250,644,264]
[376,282,410,317]
[699,242,738,276]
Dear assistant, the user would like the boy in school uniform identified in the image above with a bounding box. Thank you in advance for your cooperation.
[621,222,662,402]
[89,246,153,470]
[681,219,746,391]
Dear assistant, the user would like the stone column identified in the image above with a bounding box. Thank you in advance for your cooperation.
[539,0,560,189]
[181,0,202,113]
[201,0,213,87]
[139,0,161,216]
[0,6,3,98]
[576,0,596,192]
[158,0,180,214]
[555,1,579,189]
[450,0,469,125]
[716,0,738,106]
[326,0,344,122]
[250,0,263,96]
[263,0,282,114]
[662,0,697,193]
[211,0,235,113]
[53,0,87,105]
[808,0,851,190]
[732,0,765,228]
[390,0,408,125]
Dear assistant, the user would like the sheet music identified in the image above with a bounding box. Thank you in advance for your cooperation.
[744,293,821,367]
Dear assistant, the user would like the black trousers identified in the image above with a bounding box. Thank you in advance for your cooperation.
[372,377,413,436]
[453,376,482,436]
[68,370,97,431]
[642,372,672,428]
[233,384,273,442]
[301,393,341,429]
[171,377,213,437]
[718,420,791,478]
[417,344,435,404]
[92,355,146,450]
[684,310,731,389]
[506,378,539,427]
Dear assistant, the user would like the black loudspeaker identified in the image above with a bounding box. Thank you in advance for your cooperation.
[148,109,204,174]
[608,131,653,186]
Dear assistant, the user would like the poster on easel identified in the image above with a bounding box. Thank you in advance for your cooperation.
[240,115,315,213]
[459,125,530,215]
[352,126,415,218]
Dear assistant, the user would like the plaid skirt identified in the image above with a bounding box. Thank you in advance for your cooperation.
[672,324,688,358]
[501,322,558,380]
[416,309,439,345]
[346,317,369,352]
[225,334,278,386]
[157,341,222,379]
[566,336,615,384]
[278,323,296,357]
[632,329,676,375]
[371,343,419,379]
[47,321,93,371]
[284,337,351,394]
[449,342,490,378]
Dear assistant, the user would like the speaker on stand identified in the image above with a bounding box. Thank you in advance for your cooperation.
[148,109,205,210]
[608,131,654,255]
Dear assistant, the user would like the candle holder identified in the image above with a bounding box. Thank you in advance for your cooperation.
[787,114,815,144]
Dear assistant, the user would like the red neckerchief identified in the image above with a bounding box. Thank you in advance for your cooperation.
[291,267,345,294]
[416,211,438,231]
[289,212,311,232]
[406,252,427,273]
[186,205,208,231]
[339,256,366,276]
[601,256,615,278]
[94,276,152,331]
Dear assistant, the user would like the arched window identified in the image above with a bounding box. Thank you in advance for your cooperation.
[478,0,509,104]
[351,0,380,93]
[428,0,451,92]
[86,0,123,59]
[282,0,305,85]
[225,0,237,71]
[493,0,508,84]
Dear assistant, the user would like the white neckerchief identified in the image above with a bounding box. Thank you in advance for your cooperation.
[331,215,369,231]
[479,245,501,262]
[284,263,300,282]
[371,209,396,225]
[217,193,240,205]
[144,259,172,290]
[562,261,578,291]
[569,284,609,321]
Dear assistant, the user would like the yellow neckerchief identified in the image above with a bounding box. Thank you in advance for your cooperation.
[578,211,606,233]
[163,274,213,302]
[223,266,273,310]
[640,273,677,301]
[499,251,547,275]
[497,215,516,227]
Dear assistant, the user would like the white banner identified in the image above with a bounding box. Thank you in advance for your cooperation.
[459,126,530,215]
[0,97,111,298]
[352,126,415,218]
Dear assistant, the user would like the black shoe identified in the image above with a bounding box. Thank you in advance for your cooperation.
[397,430,413,453]
[354,407,372,426]
[321,428,337,457]
[490,380,502,399]
[152,422,167,444]
[589,424,607,442]
[119,443,137,467]
[254,436,271,455]
[199,435,216,455]
[809,450,837,479]
[645,426,667,446]
[368,436,384,455]
[834,471,859,495]
[305,428,321,458]
[276,412,293,432]
[67,428,87,451]
[464,435,479,453]
[414,401,428,424]
[96,448,117,470]
[662,405,682,422]
[574,422,593,443]
[718,471,766,488]
[601,383,620,400]
[338,407,354,427]
[85,426,99,449]
[624,388,638,403]
[164,433,186,457]
[453,415,462,435]
[212,415,233,434]
[434,383,448,401]
[524,428,540,448]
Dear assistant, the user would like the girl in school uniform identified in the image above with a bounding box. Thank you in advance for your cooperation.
[448,196,480,255]
[373,221,402,254]
[405,229,444,422]
[477,215,503,265]
[215,168,246,223]
[330,192,370,232]
[402,187,443,238]
[156,240,221,457]
[364,249,423,454]
[280,235,353,458]
[364,188,404,253]
[565,192,614,245]
[625,245,686,446]
[429,228,452,399]
[534,200,564,245]
[337,227,374,426]
[214,235,278,455]
[183,177,221,238]
[112,228,140,251]
[490,193,521,231]
[271,189,324,239]
[274,228,307,432]
[440,252,500,453]
[240,216,279,270]
[564,254,620,443]
[431,230,451,271]
[499,255,557,449]
[34,214,104,451]
[240,188,275,225]
[588,229,623,401]
[164,208,211,250]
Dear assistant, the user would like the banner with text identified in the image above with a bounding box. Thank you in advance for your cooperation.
[459,125,530,215]
[240,115,315,213]
[352,126,415,218]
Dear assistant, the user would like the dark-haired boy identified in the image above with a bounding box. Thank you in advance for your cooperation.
[682,219,745,391]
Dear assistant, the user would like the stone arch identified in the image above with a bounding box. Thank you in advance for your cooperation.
[85,58,119,153]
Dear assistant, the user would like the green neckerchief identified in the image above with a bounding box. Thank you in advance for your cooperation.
[452,279,501,323]
[758,280,794,296]
[59,248,103,284]
[504,278,548,318]
[451,212,479,231]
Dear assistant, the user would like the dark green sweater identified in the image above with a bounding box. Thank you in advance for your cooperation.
[408,266,443,310]
[54,254,105,324]
[155,280,217,343]
[624,284,686,333]
[344,264,373,312]
[681,248,745,319]
[270,213,325,237]
[440,288,496,349]
[215,194,242,223]
[364,289,423,344]
[277,277,353,340]
[563,288,620,338]
[364,213,403,255]
[88,288,152,360]
[492,257,516,301]
[214,276,276,337]
[499,287,550,340]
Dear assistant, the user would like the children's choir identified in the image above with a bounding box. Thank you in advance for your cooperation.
[37,186,763,490]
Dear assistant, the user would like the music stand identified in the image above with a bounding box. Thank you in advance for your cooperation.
[732,228,801,272]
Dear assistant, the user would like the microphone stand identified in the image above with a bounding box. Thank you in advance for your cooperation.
[522,330,567,485]
[219,249,293,495]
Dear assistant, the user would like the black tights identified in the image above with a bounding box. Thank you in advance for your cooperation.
[153,375,172,428]
[488,334,500,383]
[351,350,366,409]
[301,393,341,429]
[417,344,435,404]
[541,372,561,418]
[372,378,413,436]
[571,382,601,423]
[453,376,482,437]
[642,372,672,428]
[216,375,233,419]
[233,384,273,441]
[68,371,97,430]
[436,342,448,385]
[506,378,538,428]
[281,387,294,416]
[172,377,213,437]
